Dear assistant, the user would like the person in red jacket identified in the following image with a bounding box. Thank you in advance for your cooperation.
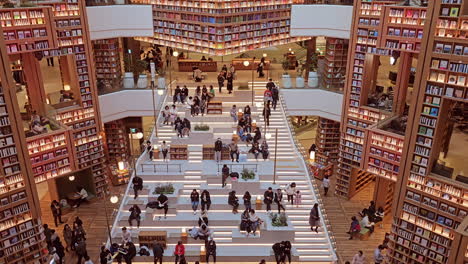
[174,241,185,264]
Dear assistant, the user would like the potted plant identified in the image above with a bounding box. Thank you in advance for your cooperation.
[270,212,288,227]
[123,56,134,88]
[281,59,292,88]
[240,168,255,180]
[134,60,149,89]
[307,52,319,88]
[153,183,175,195]
[157,67,166,89]
[194,124,210,131]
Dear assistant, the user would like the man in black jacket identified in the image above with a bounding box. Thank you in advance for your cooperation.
[272,242,285,264]
[264,187,274,212]
[228,190,239,214]
[221,165,229,188]
[207,238,217,263]
[132,175,143,199]
[128,205,141,228]
[201,190,211,211]
[156,193,169,220]
[152,242,164,264]
[214,138,223,162]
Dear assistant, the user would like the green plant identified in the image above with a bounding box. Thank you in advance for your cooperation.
[270,212,288,227]
[3,2,14,7]
[281,59,290,75]
[308,52,319,72]
[241,168,255,180]
[20,2,37,7]
[133,60,148,75]
[153,183,175,195]
[194,124,209,131]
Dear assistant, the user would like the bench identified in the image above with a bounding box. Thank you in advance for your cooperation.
[358,227,370,240]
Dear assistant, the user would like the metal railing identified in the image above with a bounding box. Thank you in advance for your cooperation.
[278,89,339,262]
[141,163,182,173]
[108,81,173,243]
[217,163,259,173]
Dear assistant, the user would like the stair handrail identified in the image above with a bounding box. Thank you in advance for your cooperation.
[277,87,339,262]
[108,81,173,243]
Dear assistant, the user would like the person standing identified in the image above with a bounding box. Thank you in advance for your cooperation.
[132,175,143,199]
[228,190,239,214]
[322,175,330,196]
[257,58,265,78]
[309,203,320,233]
[285,183,296,205]
[221,164,229,188]
[230,105,238,123]
[128,205,141,228]
[53,237,65,264]
[244,105,251,119]
[174,241,185,264]
[272,242,285,264]
[63,224,73,252]
[374,245,385,264]
[201,190,211,211]
[263,103,271,127]
[281,241,292,264]
[261,140,269,160]
[146,141,153,160]
[190,189,200,215]
[228,140,239,162]
[152,242,164,264]
[274,189,286,213]
[226,72,233,94]
[217,72,225,93]
[206,238,217,263]
[243,191,252,210]
[214,138,223,162]
[160,141,169,162]
[271,84,279,110]
[352,250,366,264]
[75,237,88,264]
[263,187,274,212]
[294,190,302,208]
[51,200,63,227]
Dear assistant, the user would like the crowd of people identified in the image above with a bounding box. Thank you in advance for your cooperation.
[347,201,385,240]
[46,217,90,264]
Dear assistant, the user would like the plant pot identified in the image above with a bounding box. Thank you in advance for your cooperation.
[158,77,166,89]
[296,76,305,88]
[308,71,318,88]
[137,74,148,88]
[123,72,134,88]
[282,74,292,89]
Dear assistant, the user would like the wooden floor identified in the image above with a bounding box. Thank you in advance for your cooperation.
[320,180,391,263]
[39,185,125,264]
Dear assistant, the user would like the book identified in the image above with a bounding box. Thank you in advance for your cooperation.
[457,75,465,85]
[434,43,443,53]
[454,45,463,55]
[439,60,448,69]
[431,59,440,69]
[443,44,452,53]
[454,88,463,98]
[450,7,459,17]
[441,8,450,16]
[447,75,457,84]
[438,73,446,82]
[445,87,454,97]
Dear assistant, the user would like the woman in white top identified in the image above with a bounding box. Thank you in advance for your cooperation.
[169,105,177,125]
[249,209,261,236]
[160,141,169,162]
[322,176,330,196]
[352,250,366,264]
[285,182,296,205]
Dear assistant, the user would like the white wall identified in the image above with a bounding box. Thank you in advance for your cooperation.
[290,5,353,39]
[86,5,153,40]
[281,89,342,121]
[99,90,165,123]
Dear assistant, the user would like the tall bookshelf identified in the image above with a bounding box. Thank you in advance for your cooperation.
[0,19,48,264]
[321,38,348,90]
[93,38,122,85]
[104,120,130,164]
[387,0,468,262]
[134,0,307,55]
[315,117,340,165]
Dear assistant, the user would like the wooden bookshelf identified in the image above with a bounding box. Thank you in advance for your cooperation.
[315,117,340,165]
[207,101,222,115]
[134,0,307,55]
[138,231,167,249]
[108,164,130,186]
[178,60,217,72]
[321,38,348,90]
[202,144,230,160]
[170,144,188,160]
[93,38,122,85]
[26,129,75,183]
[104,120,130,164]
